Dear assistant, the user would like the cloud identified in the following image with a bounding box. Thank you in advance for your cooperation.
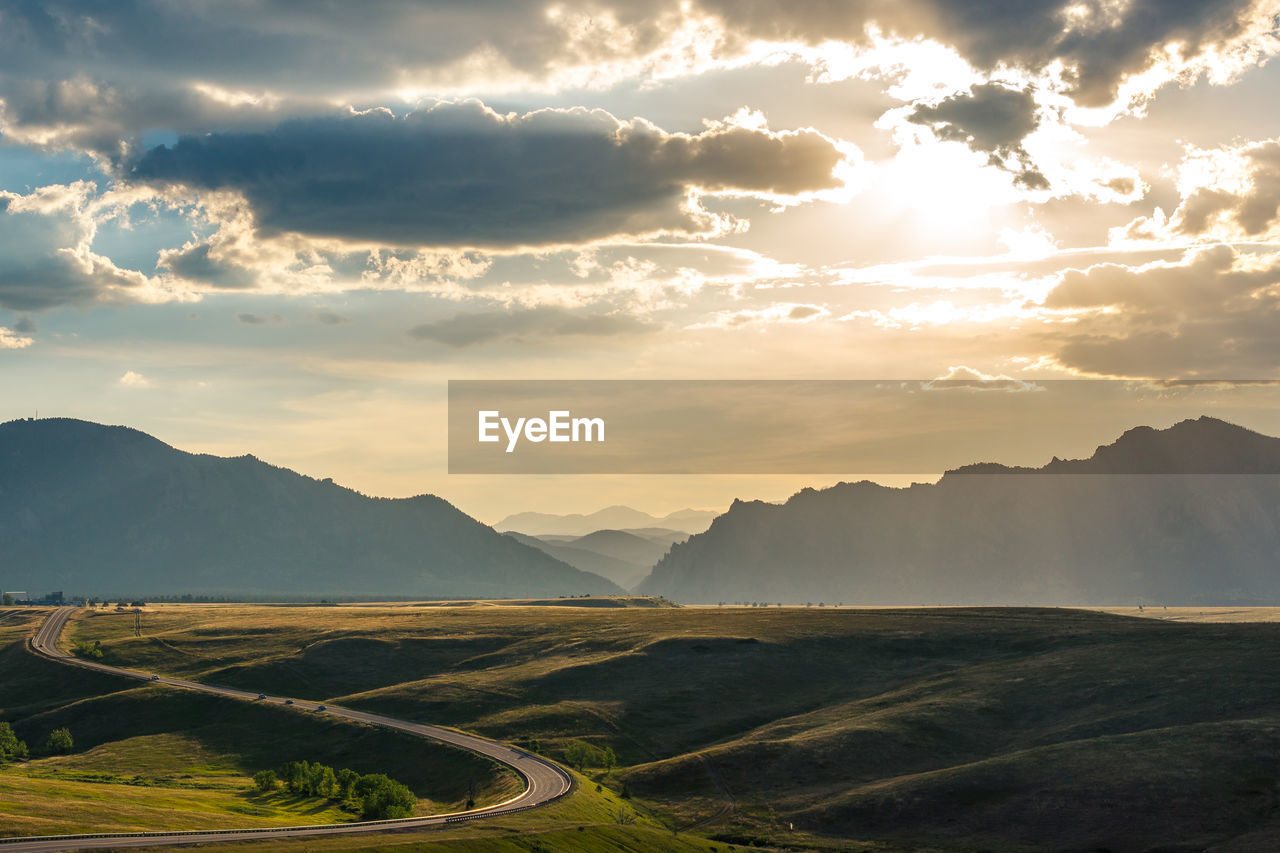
[127,101,849,248]
[691,302,830,329]
[12,316,36,333]
[906,83,1048,189]
[159,242,257,290]
[117,370,151,388]
[2,1,1272,128]
[315,311,350,326]
[236,312,283,325]
[1040,245,1280,377]
[0,184,155,310]
[407,306,654,347]
[923,365,1041,391]
[1173,138,1280,239]
[0,326,34,349]
[700,0,1278,108]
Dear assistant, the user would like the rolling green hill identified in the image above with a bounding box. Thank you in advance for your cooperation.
[59,601,1280,851]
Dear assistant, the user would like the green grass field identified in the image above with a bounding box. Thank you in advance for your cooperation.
[7,602,1280,850]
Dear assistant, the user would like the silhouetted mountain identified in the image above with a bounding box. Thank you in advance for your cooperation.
[950,416,1280,475]
[504,528,681,590]
[639,418,1280,605]
[504,532,651,590]
[0,418,621,599]
[536,528,687,547]
[566,530,675,567]
[495,506,717,536]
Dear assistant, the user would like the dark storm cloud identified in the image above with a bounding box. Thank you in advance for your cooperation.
[408,306,653,347]
[906,83,1047,188]
[127,102,845,247]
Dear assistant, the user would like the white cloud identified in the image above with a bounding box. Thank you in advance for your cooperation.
[0,327,34,349]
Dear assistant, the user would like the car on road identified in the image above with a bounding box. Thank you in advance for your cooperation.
[284,699,293,705]
[150,675,160,681]
[257,693,266,700]
[317,704,326,711]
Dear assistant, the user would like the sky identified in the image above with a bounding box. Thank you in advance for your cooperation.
[2,1,1280,522]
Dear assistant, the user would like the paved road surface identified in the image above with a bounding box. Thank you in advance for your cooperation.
[2,607,572,852]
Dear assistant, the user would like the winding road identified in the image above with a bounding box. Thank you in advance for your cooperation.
[2,607,573,852]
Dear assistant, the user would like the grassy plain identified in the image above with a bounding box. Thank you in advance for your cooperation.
[7,602,1280,850]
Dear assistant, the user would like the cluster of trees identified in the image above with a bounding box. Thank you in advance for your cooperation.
[253,761,416,820]
[0,724,73,760]
[0,723,28,761]
[563,740,617,771]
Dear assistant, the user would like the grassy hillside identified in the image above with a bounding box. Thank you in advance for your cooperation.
[57,602,1280,851]
[0,609,520,837]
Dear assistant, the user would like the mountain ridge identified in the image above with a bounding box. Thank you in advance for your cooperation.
[0,418,621,599]
[639,417,1280,604]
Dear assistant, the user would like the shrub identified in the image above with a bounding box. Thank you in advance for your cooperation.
[71,640,103,660]
[45,727,73,755]
[353,773,415,819]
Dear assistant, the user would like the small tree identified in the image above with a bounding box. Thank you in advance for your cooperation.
[336,767,359,802]
[314,764,337,799]
[564,740,603,771]
[45,728,73,755]
[252,769,278,793]
[1,593,13,606]
[279,761,306,793]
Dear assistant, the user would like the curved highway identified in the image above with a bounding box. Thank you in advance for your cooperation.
[2,607,573,852]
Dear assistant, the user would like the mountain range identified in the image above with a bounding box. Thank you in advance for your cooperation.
[495,505,718,536]
[0,418,621,599]
[638,417,1280,605]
